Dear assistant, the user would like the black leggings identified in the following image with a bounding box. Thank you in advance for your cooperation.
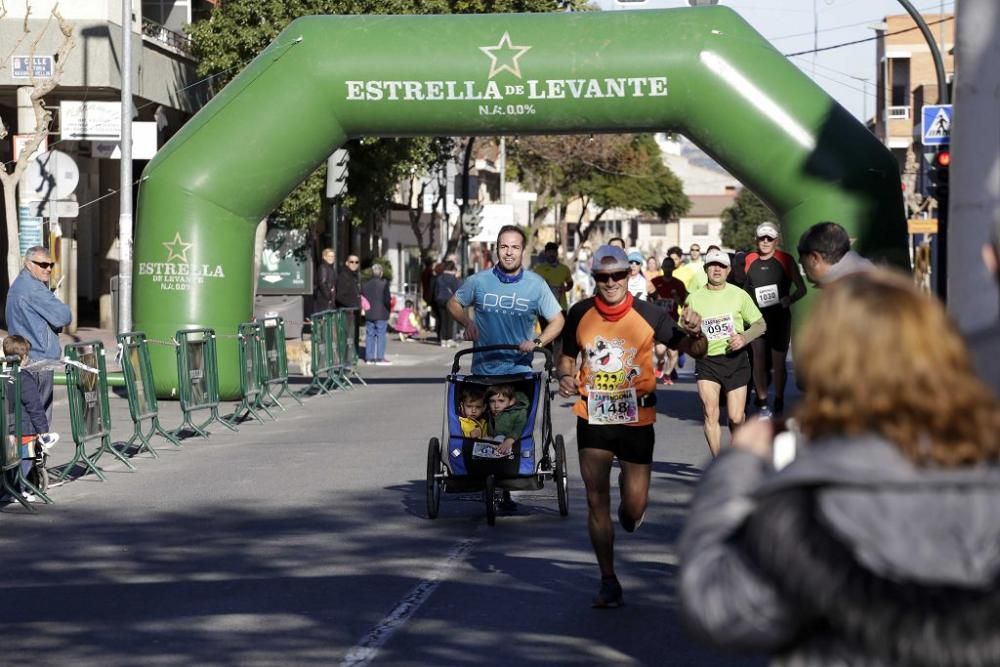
[436,301,454,341]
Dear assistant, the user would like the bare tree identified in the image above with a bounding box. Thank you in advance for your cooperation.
[0,3,75,284]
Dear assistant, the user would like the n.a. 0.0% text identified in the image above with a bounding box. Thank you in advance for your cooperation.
[478,104,536,116]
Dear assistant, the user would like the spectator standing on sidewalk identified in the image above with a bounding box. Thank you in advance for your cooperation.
[679,269,1000,666]
[797,221,873,287]
[5,246,71,423]
[335,255,362,356]
[967,214,1000,396]
[434,261,461,347]
[361,264,392,365]
[313,247,337,314]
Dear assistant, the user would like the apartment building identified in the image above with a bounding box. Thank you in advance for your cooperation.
[872,11,955,210]
[0,0,212,328]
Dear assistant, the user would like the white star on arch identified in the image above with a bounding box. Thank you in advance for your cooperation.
[479,32,532,80]
[162,232,193,263]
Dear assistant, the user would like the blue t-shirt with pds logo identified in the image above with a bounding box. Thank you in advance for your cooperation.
[455,268,562,375]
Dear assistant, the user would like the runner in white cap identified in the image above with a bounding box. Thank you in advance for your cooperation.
[742,222,806,417]
[685,249,766,457]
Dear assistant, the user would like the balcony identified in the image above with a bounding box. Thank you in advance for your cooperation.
[887,106,911,120]
[141,17,193,57]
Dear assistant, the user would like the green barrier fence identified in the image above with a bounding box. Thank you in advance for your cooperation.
[301,310,348,396]
[338,308,366,388]
[172,329,238,438]
[229,322,274,423]
[260,316,303,410]
[0,356,34,510]
[118,332,181,453]
[60,341,134,481]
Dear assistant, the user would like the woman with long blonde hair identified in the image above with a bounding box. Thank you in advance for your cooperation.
[679,269,1000,666]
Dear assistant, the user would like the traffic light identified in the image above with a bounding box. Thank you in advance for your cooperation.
[326,149,349,199]
[927,148,950,203]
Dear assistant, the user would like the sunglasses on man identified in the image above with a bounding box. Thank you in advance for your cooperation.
[756,236,776,242]
[592,270,629,283]
[31,260,55,269]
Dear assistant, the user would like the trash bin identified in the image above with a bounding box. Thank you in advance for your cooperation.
[254,295,305,339]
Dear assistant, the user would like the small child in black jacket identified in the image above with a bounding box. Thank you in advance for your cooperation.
[3,336,57,500]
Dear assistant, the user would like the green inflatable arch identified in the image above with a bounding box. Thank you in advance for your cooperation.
[135,6,905,399]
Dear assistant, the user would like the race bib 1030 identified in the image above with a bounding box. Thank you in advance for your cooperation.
[755,284,780,308]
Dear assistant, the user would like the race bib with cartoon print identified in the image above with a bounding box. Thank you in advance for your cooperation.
[587,388,639,425]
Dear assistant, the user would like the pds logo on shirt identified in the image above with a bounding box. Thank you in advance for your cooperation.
[481,292,531,313]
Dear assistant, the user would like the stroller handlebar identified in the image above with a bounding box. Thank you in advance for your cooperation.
[450,344,554,375]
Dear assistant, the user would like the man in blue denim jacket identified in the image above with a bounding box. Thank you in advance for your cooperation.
[5,246,72,422]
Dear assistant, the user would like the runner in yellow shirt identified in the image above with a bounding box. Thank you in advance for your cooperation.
[685,249,766,457]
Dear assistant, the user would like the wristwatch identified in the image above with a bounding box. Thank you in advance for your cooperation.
[533,337,543,346]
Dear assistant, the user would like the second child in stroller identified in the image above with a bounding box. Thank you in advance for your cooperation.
[487,383,529,512]
[487,384,529,456]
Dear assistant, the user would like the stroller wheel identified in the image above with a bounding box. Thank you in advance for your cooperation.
[426,438,442,519]
[29,454,49,494]
[484,474,497,526]
[555,435,569,517]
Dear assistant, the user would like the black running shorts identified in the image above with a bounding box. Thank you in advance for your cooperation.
[576,417,655,465]
[762,310,792,352]
[695,352,751,393]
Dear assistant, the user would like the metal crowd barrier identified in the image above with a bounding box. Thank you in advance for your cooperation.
[228,321,273,424]
[259,316,303,410]
[338,308,367,387]
[118,332,181,454]
[61,341,133,481]
[172,329,238,438]
[0,355,35,510]
[301,310,347,395]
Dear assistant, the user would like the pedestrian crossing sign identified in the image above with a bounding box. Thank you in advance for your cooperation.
[922,104,952,146]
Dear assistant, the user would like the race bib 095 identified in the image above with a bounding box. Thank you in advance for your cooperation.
[701,313,736,341]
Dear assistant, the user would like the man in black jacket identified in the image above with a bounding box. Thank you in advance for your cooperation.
[335,255,362,358]
[334,255,361,310]
[314,248,337,313]
[361,263,392,364]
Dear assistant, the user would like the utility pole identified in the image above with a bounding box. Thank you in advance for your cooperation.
[896,0,950,300]
[118,0,134,334]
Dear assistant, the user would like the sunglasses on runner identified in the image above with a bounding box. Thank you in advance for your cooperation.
[592,270,629,283]
[31,260,55,269]
[756,236,776,242]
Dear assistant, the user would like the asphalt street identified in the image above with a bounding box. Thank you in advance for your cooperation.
[1,335,767,667]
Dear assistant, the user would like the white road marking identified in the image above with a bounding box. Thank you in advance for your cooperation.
[340,536,478,667]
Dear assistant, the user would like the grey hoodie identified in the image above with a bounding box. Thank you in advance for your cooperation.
[679,436,1000,665]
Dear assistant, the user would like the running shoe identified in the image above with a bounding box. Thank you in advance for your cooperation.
[758,406,774,420]
[617,472,645,533]
[592,576,624,609]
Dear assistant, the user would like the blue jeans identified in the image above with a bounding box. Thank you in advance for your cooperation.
[365,319,388,361]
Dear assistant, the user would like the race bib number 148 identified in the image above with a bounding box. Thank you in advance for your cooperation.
[588,388,639,425]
